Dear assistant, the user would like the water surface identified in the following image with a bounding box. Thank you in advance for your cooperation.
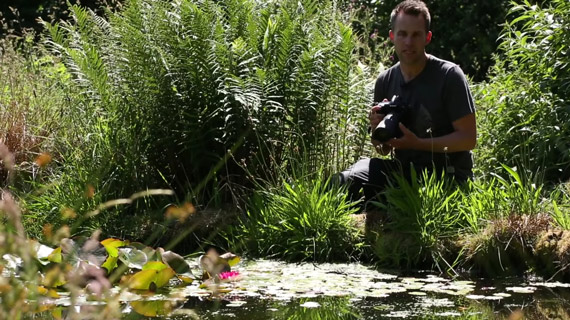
[32,259,570,319]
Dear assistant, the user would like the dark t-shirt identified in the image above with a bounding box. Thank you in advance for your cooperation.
[373,55,476,179]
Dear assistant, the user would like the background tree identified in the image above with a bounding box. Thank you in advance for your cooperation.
[342,0,511,81]
[0,0,122,37]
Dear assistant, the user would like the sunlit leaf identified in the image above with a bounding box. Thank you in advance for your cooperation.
[48,247,62,263]
[177,274,194,284]
[102,256,119,273]
[126,264,175,291]
[51,307,63,320]
[101,238,127,257]
[31,240,54,264]
[130,300,175,317]
[142,261,168,271]
[220,252,240,267]
[37,285,60,298]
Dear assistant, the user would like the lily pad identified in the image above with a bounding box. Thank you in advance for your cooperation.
[505,286,537,294]
[130,300,177,317]
[300,301,321,308]
[125,262,175,291]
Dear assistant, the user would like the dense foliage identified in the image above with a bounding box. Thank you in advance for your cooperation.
[12,0,373,241]
[475,0,570,183]
[227,173,363,262]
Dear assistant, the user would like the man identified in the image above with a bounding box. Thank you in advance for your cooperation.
[337,0,476,206]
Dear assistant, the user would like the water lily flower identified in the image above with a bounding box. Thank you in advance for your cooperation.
[218,271,240,281]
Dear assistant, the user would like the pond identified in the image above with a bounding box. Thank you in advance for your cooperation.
[30,260,570,319]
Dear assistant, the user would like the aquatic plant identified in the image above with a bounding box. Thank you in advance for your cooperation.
[219,271,240,281]
[373,169,466,272]
[228,171,364,262]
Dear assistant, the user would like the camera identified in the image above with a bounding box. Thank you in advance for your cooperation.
[371,95,412,143]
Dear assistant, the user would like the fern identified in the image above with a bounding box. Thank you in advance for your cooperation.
[39,0,379,228]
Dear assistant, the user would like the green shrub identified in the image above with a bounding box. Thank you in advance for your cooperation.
[475,0,570,183]
[0,38,88,238]
[373,169,466,271]
[37,0,374,217]
[229,172,364,262]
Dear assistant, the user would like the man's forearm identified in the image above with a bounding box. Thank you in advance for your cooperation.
[413,131,476,153]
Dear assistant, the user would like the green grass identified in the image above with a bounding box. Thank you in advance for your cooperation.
[227,170,364,262]
[371,169,466,271]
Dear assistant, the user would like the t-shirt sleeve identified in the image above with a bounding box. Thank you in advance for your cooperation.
[443,65,475,122]
[373,73,387,104]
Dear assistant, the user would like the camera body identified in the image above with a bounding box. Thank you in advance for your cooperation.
[371,95,412,143]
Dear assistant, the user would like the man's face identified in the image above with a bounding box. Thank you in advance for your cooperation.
[389,13,432,66]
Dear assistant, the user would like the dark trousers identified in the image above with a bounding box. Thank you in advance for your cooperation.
[335,157,469,208]
[335,158,406,206]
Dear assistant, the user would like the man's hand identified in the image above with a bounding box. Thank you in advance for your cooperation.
[369,100,392,155]
[369,105,384,129]
[385,123,419,150]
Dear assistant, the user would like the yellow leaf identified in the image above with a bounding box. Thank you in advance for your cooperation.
[143,261,168,271]
[102,256,118,273]
[219,252,240,267]
[177,275,194,284]
[47,247,62,263]
[131,301,174,317]
[101,238,126,257]
[127,267,175,291]
[51,307,63,320]
[37,286,60,298]
[154,268,176,288]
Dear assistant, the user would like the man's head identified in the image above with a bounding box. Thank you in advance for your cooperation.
[390,0,431,33]
[389,0,432,66]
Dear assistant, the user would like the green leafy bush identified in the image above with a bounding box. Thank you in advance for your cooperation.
[230,172,363,262]
[373,170,466,270]
[6,0,380,242]
[475,0,570,183]
[38,0,373,215]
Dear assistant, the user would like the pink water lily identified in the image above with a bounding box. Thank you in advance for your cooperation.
[218,271,240,281]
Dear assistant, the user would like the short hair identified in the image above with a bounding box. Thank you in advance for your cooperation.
[390,0,431,33]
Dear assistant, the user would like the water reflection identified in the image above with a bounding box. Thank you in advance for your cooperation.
[165,296,361,320]
[22,260,570,319]
[24,292,570,320]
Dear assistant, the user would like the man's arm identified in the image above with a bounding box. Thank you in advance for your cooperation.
[387,113,476,152]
